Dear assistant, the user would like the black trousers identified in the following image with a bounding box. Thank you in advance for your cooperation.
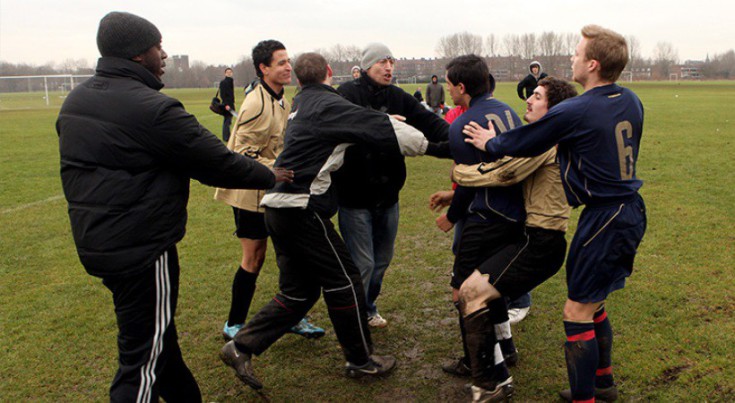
[102,246,201,403]
[236,207,373,365]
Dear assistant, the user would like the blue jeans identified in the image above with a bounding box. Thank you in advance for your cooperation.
[507,292,532,309]
[338,203,399,317]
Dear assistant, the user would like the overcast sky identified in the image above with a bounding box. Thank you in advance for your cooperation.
[1,0,732,68]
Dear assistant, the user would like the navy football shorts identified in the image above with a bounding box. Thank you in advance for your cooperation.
[566,193,646,303]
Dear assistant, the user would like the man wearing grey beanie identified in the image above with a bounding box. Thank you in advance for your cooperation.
[57,11,290,402]
[334,43,450,331]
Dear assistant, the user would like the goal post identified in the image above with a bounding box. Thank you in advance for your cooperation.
[0,74,92,108]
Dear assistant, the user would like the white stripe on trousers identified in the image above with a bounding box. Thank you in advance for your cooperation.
[313,213,371,360]
[136,252,172,403]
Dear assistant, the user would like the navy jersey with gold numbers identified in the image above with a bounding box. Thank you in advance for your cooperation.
[484,84,643,207]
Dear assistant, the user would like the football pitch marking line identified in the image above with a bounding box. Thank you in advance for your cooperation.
[2,195,64,215]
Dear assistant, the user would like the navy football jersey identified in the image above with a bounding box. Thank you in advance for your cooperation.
[485,84,644,207]
[448,94,525,224]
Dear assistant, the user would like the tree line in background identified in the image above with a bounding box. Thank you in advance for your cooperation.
[2,31,735,93]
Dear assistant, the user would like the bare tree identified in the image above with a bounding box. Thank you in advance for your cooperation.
[436,32,483,58]
[538,32,563,57]
[626,35,641,69]
[652,41,678,78]
[563,32,579,56]
[502,34,521,57]
[520,33,537,59]
[485,34,498,57]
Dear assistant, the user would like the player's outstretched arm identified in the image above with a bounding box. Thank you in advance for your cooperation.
[463,121,496,151]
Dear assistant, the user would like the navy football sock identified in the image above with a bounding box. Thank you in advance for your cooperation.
[228,267,258,326]
[564,320,598,402]
[594,305,614,388]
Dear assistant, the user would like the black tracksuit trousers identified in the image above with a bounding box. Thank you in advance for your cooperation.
[235,207,373,365]
[102,247,201,403]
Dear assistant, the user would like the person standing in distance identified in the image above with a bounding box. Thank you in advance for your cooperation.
[516,61,547,101]
[215,40,323,342]
[426,74,445,115]
[57,12,291,402]
[464,25,646,402]
[220,67,235,142]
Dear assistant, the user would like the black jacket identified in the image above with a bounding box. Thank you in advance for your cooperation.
[335,73,449,208]
[261,84,429,218]
[57,57,275,278]
[517,71,548,100]
[219,76,235,108]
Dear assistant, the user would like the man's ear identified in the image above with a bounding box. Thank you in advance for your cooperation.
[259,63,268,76]
[131,54,143,62]
[326,64,333,79]
[459,83,466,95]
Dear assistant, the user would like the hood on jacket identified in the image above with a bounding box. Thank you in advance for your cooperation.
[529,61,542,73]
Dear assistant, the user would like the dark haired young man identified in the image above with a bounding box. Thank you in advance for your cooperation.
[220,52,447,389]
[435,54,525,401]
[57,12,291,402]
[464,25,646,402]
[215,40,323,343]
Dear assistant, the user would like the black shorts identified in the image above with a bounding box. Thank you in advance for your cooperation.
[479,227,566,300]
[232,207,268,240]
[451,220,524,289]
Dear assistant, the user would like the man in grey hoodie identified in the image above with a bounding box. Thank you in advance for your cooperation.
[517,61,548,100]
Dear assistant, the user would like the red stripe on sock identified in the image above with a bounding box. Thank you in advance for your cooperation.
[567,330,596,342]
[593,311,608,323]
[573,399,595,403]
[596,366,613,376]
[328,304,357,311]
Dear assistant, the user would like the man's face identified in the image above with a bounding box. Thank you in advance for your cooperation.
[531,65,539,75]
[445,75,465,107]
[138,42,167,81]
[261,49,292,88]
[524,85,549,123]
[225,69,233,78]
[366,58,394,86]
[571,38,589,85]
[432,76,438,84]
[352,69,360,79]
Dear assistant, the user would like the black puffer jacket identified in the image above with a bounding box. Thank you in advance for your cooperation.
[335,73,449,208]
[57,57,275,278]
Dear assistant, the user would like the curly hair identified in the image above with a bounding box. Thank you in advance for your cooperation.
[537,77,578,108]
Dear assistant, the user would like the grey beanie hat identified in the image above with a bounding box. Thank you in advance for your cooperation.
[361,43,394,70]
[97,12,162,59]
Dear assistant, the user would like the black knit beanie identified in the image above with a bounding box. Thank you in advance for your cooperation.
[96,12,162,59]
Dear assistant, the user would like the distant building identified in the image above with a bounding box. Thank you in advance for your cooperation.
[171,55,190,72]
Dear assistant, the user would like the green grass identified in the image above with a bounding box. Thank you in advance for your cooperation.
[1,81,734,401]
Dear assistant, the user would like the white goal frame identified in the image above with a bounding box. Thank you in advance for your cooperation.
[0,74,93,106]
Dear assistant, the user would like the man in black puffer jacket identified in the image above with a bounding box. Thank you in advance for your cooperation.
[56,12,289,402]
[334,43,449,329]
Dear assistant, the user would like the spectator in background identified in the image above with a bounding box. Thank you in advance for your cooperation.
[517,61,547,101]
[220,67,235,141]
[426,74,445,115]
[351,65,361,79]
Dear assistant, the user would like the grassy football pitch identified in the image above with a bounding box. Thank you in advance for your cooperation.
[1,81,733,401]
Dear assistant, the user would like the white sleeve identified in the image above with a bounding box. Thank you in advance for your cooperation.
[388,115,428,157]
